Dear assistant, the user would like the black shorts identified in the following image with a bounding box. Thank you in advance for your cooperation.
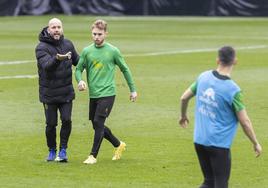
[89,95,115,120]
[194,143,231,188]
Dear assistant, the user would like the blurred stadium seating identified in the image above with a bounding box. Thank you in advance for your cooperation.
[1,0,268,16]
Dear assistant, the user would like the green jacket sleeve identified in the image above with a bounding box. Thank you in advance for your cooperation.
[190,81,197,95]
[114,48,136,92]
[233,91,245,112]
[75,49,86,83]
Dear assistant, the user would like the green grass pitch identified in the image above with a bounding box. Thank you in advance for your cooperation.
[0,16,268,187]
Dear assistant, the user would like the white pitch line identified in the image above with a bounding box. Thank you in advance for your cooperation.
[0,45,267,65]
[0,60,35,65]
[124,45,268,57]
[0,44,267,80]
[0,75,38,80]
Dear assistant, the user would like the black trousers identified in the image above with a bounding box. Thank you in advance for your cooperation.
[89,96,120,158]
[195,143,231,188]
[43,102,72,150]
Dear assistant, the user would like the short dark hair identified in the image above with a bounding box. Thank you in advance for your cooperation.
[218,46,236,65]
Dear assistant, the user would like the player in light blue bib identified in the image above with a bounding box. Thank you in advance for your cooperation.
[179,46,262,188]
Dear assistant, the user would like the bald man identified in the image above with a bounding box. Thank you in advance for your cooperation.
[35,18,79,162]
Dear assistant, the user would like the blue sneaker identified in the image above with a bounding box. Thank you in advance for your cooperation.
[55,148,68,162]
[47,149,56,162]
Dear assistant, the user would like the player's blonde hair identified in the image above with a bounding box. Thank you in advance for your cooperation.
[91,19,107,32]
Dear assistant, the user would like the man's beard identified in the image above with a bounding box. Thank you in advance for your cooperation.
[95,39,104,46]
[53,33,61,40]
[50,32,62,40]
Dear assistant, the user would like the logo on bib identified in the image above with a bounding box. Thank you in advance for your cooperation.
[198,87,218,119]
[203,88,215,101]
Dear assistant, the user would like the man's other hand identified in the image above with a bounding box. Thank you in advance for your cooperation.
[130,91,137,102]
[78,80,87,91]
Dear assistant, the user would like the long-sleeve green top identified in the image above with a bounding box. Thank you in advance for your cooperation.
[75,42,136,98]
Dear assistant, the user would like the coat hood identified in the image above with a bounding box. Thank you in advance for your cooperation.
[38,26,64,45]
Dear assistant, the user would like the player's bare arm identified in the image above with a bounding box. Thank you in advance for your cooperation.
[236,109,262,157]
